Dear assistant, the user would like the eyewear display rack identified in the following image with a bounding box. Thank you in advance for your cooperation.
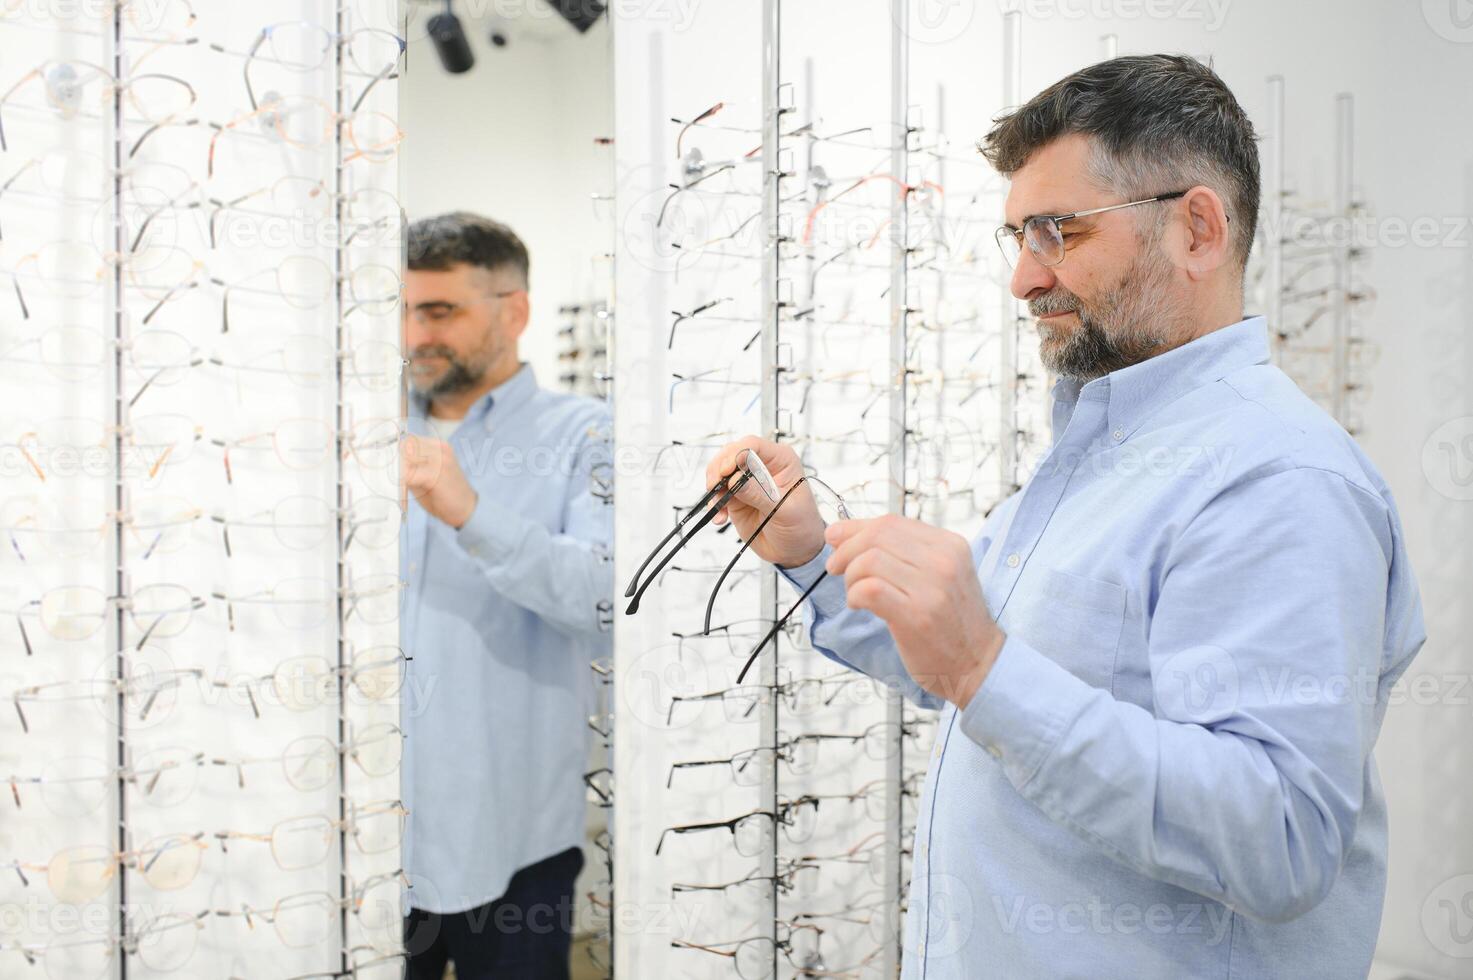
[0,3,405,977]
[581,126,617,980]
[1258,79,1376,436]
[612,4,1040,977]
[555,299,613,399]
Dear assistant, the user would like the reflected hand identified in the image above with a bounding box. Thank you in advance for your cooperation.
[401,434,478,530]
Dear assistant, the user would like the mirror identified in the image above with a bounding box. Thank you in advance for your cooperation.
[398,4,613,978]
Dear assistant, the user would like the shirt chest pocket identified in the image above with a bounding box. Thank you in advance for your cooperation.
[1006,567,1127,692]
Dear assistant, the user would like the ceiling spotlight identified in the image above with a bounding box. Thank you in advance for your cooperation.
[427,1,474,74]
[549,0,607,32]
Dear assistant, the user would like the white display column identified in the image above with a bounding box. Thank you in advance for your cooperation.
[0,3,405,976]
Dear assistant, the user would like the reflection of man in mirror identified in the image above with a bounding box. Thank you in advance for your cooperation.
[398,212,612,980]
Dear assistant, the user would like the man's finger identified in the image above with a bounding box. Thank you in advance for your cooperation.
[824,518,881,575]
[825,518,905,574]
[845,574,909,622]
[823,517,867,548]
[839,547,923,596]
[827,514,954,559]
[828,528,931,582]
[730,465,779,513]
[704,435,764,491]
[712,495,759,527]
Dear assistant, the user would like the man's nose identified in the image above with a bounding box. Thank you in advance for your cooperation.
[1010,245,1057,302]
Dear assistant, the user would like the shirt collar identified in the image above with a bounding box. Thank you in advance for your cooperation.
[1050,316,1269,443]
[410,362,539,430]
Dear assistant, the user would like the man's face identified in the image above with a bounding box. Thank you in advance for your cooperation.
[402,263,524,398]
[1003,133,1183,381]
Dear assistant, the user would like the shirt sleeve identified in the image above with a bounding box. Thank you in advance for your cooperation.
[452,409,614,639]
[958,466,1423,923]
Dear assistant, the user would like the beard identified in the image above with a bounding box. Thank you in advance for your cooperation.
[408,339,500,399]
[1029,244,1180,382]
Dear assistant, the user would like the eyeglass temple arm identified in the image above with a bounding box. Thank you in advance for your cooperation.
[1065,189,1189,222]
[736,571,826,685]
[666,759,716,788]
[242,31,268,111]
[624,472,750,615]
[351,60,399,114]
[703,477,805,635]
[623,479,728,598]
[675,101,723,159]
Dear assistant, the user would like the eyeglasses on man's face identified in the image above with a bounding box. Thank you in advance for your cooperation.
[994,189,1190,269]
[403,290,521,328]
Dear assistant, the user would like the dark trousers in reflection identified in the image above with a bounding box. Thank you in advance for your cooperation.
[404,846,585,980]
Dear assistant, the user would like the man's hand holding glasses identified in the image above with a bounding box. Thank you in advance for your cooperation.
[702,436,826,570]
[697,435,1007,707]
[822,515,1004,710]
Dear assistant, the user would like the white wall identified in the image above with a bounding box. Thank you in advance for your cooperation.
[401,10,612,383]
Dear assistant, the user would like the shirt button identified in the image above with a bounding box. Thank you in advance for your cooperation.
[918,942,927,956]
[1005,553,1020,568]
[987,744,1002,758]
[1112,428,1124,441]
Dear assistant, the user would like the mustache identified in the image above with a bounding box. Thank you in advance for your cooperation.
[409,345,456,360]
[1029,289,1082,318]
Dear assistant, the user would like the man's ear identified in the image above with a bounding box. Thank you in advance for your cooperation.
[504,289,531,340]
[1179,185,1232,280]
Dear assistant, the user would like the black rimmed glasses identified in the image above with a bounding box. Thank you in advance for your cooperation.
[584,767,612,809]
[625,452,852,685]
[664,717,890,789]
[664,725,917,793]
[670,861,820,901]
[623,449,778,615]
[654,795,819,857]
[995,189,1190,268]
[723,475,850,685]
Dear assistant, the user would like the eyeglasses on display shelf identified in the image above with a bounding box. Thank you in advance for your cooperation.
[0,3,406,975]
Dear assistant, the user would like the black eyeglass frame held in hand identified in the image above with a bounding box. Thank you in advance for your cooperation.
[623,449,850,685]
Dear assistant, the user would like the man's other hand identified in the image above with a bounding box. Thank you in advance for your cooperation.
[402,434,479,530]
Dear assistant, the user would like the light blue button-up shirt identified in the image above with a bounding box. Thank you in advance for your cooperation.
[782,317,1426,979]
[401,364,612,913]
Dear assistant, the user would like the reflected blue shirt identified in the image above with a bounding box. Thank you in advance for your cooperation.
[401,364,612,913]
[782,317,1426,979]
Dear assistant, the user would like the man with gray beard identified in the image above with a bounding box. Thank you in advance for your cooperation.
[702,55,1424,978]
[397,213,611,980]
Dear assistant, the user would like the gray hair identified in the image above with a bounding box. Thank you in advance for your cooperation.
[979,54,1260,271]
[407,211,530,289]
